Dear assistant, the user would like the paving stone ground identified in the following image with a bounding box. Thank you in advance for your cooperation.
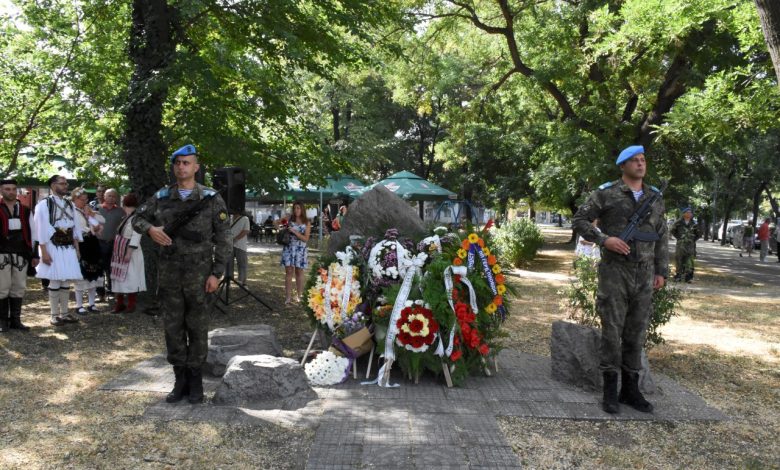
[102,350,726,469]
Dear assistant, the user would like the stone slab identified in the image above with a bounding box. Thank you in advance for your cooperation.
[104,347,727,470]
[98,354,220,393]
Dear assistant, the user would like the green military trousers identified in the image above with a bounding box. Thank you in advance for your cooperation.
[158,252,212,368]
[596,260,654,374]
[675,245,695,279]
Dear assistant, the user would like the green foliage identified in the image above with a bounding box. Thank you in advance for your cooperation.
[559,258,684,347]
[646,281,684,347]
[492,219,545,268]
[559,256,601,328]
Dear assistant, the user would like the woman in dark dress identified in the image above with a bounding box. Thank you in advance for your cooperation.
[72,187,104,314]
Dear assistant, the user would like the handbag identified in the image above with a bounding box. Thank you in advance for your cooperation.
[276,227,291,246]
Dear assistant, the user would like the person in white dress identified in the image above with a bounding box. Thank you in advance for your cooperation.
[34,175,84,326]
[110,194,146,313]
[72,187,105,314]
[575,219,602,261]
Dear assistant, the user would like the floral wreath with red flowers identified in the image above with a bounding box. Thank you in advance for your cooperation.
[448,300,490,362]
[395,300,439,353]
[456,228,507,320]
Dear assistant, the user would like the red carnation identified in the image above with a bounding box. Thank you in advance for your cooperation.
[455,303,468,317]
[461,323,471,336]
[479,344,490,356]
[409,319,424,333]
[454,335,460,346]
[450,349,462,361]
[410,336,425,348]
[454,274,461,284]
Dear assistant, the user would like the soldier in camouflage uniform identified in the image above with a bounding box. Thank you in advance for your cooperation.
[134,144,232,404]
[573,145,668,414]
[670,207,700,283]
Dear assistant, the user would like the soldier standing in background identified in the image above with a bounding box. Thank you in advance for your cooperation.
[670,207,701,283]
[0,179,38,332]
[572,145,668,415]
[134,144,232,404]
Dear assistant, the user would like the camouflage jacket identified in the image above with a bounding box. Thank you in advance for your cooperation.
[133,183,232,277]
[572,179,669,277]
[670,218,700,249]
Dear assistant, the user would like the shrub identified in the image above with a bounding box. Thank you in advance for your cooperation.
[492,218,545,267]
[558,257,683,347]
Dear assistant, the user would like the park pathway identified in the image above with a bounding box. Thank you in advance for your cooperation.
[102,349,725,469]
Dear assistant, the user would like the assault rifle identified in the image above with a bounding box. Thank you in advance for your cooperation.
[618,180,668,243]
[163,193,215,245]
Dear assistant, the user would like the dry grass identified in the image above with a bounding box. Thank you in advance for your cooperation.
[0,250,315,470]
[499,227,780,469]
[2,232,779,469]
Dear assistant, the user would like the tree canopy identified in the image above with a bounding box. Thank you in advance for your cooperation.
[1,0,778,221]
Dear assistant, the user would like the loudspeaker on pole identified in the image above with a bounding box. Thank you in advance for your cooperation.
[212,167,246,213]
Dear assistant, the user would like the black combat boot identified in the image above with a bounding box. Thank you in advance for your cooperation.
[8,298,30,331]
[0,298,9,333]
[166,366,189,403]
[187,368,204,404]
[602,371,620,414]
[619,369,654,413]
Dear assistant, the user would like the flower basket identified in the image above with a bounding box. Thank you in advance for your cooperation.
[339,326,373,357]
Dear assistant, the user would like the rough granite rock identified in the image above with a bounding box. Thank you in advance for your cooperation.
[212,355,317,408]
[205,325,283,377]
[550,320,655,394]
[327,185,427,256]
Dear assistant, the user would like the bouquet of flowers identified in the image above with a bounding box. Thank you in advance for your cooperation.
[395,300,439,353]
[306,259,362,331]
[367,228,412,285]
[304,351,351,386]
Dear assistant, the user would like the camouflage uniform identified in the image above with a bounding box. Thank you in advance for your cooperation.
[573,180,668,374]
[670,218,700,281]
[134,183,232,368]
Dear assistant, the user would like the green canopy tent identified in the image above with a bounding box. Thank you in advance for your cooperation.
[368,171,456,201]
[365,171,456,219]
[253,175,366,203]
[251,175,367,245]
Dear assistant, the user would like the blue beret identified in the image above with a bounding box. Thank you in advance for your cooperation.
[616,145,644,165]
[170,144,196,163]
[681,207,692,213]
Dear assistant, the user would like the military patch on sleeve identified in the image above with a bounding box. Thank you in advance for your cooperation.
[219,211,228,221]
[598,181,615,190]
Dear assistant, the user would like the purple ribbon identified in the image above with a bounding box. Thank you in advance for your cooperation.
[332,336,358,383]
[468,242,506,321]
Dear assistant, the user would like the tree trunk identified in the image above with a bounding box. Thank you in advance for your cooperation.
[122,0,175,199]
[331,104,340,142]
[720,200,734,245]
[755,0,780,85]
[751,181,766,228]
[120,0,176,312]
[343,100,352,139]
[765,185,780,218]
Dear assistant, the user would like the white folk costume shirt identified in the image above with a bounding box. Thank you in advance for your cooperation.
[33,195,84,281]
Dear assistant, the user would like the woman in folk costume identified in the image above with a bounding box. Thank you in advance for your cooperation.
[71,187,105,314]
[110,193,146,313]
[34,175,84,326]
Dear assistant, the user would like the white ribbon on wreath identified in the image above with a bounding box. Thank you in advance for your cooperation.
[438,265,479,358]
[369,252,428,387]
[419,234,442,254]
[322,264,335,331]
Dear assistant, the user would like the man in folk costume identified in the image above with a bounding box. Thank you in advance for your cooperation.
[0,179,39,332]
[34,175,84,326]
